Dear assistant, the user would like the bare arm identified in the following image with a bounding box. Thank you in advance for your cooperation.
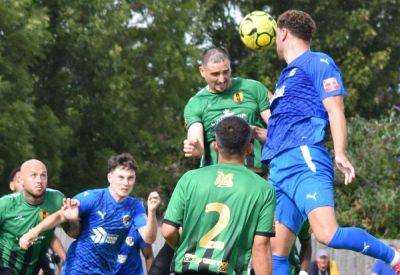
[299,239,312,273]
[138,192,160,244]
[50,235,66,261]
[141,244,154,272]
[323,96,355,185]
[183,122,204,159]
[20,198,80,249]
[252,235,272,275]
[161,223,180,249]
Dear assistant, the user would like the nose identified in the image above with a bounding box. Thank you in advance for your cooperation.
[217,73,225,83]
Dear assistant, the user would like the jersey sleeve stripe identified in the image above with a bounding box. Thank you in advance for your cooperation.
[163,219,181,228]
[255,231,276,237]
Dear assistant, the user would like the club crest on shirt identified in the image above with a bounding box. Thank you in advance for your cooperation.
[232,91,244,103]
[122,214,131,226]
[39,210,50,221]
[214,171,233,188]
[125,236,135,247]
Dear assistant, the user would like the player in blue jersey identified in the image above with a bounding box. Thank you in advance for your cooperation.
[19,153,161,274]
[114,228,154,275]
[263,10,400,274]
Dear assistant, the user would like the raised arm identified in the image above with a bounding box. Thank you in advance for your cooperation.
[138,192,161,244]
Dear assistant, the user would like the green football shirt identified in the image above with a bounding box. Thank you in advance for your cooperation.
[184,77,269,171]
[164,163,275,274]
[0,189,64,274]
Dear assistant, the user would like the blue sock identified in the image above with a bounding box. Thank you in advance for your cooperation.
[328,227,394,263]
[272,254,290,275]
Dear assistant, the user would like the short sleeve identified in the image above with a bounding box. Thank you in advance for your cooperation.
[74,190,96,217]
[0,197,6,226]
[132,200,147,229]
[184,96,203,128]
[255,81,270,112]
[255,187,276,236]
[163,173,189,228]
[310,55,347,101]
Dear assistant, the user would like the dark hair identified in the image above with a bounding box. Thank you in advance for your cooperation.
[201,46,230,66]
[215,116,251,156]
[9,166,20,182]
[108,153,137,172]
[277,10,316,42]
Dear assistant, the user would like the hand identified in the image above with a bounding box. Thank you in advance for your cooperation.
[183,139,203,158]
[250,125,267,144]
[19,228,40,250]
[62,198,80,222]
[335,154,355,185]
[147,191,161,213]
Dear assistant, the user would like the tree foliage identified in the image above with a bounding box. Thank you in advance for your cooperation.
[0,0,399,235]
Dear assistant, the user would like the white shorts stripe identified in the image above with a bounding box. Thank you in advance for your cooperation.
[300,145,317,172]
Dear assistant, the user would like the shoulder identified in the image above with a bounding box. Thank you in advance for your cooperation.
[234,77,266,89]
[45,188,64,198]
[306,51,338,70]
[0,192,21,205]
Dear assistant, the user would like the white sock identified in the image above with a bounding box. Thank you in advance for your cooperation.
[390,248,400,266]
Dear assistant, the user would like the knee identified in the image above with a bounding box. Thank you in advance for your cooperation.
[314,226,338,245]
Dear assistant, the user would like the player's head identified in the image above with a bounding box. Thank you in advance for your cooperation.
[199,46,232,93]
[213,116,252,160]
[107,153,138,200]
[9,166,22,192]
[276,10,316,59]
[20,159,47,199]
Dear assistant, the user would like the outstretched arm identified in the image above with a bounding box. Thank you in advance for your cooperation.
[19,198,80,249]
[138,192,161,244]
[323,95,355,185]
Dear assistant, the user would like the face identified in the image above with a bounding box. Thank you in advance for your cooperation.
[108,166,136,200]
[316,256,329,271]
[200,59,232,93]
[9,172,23,192]
[21,161,47,198]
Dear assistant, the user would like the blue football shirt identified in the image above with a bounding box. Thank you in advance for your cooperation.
[114,229,147,275]
[262,50,347,162]
[371,259,396,275]
[62,188,147,275]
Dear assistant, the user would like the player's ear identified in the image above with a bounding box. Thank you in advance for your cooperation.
[199,65,206,78]
[9,182,15,192]
[107,172,112,183]
[211,141,219,153]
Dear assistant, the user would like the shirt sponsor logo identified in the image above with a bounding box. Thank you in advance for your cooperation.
[214,171,233,188]
[13,215,24,221]
[232,91,244,103]
[90,227,119,244]
[183,253,229,273]
[117,254,127,263]
[323,77,340,92]
[211,109,247,127]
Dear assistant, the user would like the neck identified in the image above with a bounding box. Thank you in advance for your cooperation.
[284,40,310,64]
[108,187,126,203]
[23,190,44,205]
[217,154,245,165]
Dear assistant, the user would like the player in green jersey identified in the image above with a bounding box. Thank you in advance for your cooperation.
[163,116,276,275]
[0,159,64,275]
[183,46,270,173]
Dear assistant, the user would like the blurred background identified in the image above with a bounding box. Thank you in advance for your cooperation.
[0,0,399,240]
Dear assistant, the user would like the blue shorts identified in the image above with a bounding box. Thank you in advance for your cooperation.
[268,145,335,234]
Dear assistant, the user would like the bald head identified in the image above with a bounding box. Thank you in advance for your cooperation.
[20,159,48,201]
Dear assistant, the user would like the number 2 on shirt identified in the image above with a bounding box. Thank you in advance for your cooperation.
[199,203,230,250]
